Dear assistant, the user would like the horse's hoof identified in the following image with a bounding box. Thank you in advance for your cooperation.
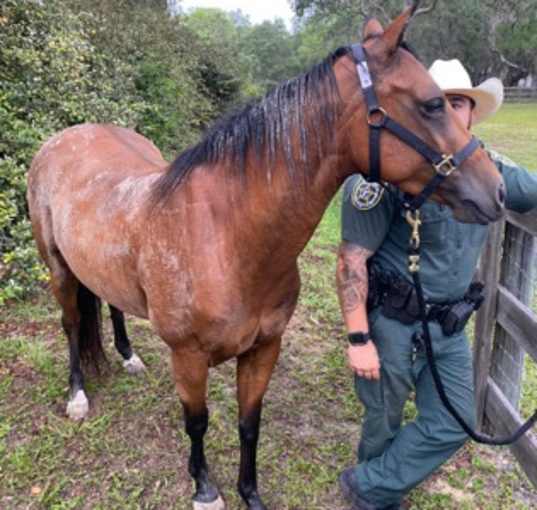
[193,495,225,510]
[247,499,267,510]
[241,491,267,510]
[248,502,267,510]
[123,353,146,374]
[66,390,89,421]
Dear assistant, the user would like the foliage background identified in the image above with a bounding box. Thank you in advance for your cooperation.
[1,0,537,302]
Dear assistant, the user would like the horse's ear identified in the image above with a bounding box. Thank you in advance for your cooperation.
[381,3,419,56]
[362,17,384,40]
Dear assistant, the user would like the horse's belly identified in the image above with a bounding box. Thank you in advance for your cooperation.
[83,268,147,318]
[63,246,148,318]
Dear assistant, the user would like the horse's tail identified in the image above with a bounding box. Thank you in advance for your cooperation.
[77,284,107,373]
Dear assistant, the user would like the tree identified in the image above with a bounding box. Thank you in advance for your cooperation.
[184,8,303,97]
[182,8,245,104]
[240,20,302,91]
[292,0,537,84]
[66,0,221,151]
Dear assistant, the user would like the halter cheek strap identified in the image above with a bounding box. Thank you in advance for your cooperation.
[351,44,480,212]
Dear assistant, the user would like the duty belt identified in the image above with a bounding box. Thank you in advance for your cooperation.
[367,263,485,337]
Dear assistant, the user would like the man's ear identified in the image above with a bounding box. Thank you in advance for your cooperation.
[470,109,476,130]
[381,2,420,56]
[362,17,384,40]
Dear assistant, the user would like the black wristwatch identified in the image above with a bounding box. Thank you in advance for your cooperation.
[348,331,371,346]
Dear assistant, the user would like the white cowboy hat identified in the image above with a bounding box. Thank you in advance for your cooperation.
[429,59,504,125]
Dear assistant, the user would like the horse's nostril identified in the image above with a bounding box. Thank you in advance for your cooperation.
[498,185,506,205]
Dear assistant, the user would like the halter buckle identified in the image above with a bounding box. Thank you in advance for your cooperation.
[434,155,457,177]
[367,107,387,128]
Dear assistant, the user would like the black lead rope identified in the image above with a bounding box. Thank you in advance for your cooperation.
[406,211,537,445]
[352,41,537,445]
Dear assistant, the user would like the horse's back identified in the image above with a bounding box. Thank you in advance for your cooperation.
[29,123,165,180]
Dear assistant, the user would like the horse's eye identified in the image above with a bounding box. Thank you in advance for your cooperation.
[421,97,445,117]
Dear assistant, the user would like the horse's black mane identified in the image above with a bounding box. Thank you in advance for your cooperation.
[152,47,352,202]
[152,41,420,203]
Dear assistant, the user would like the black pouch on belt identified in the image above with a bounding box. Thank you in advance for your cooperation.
[440,282,485,336]
[382,278,420,325]
[440,301,475,336]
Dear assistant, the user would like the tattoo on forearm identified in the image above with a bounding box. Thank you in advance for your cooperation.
[336,243,372,314]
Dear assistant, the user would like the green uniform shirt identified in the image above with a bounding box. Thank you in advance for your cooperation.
[342,153,537,302]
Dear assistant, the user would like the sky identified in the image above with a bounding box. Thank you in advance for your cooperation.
[178,1,295,28]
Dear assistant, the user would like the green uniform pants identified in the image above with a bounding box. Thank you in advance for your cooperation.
[351,309,476,507]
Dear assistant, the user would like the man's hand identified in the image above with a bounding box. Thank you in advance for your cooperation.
[347,341,381,380]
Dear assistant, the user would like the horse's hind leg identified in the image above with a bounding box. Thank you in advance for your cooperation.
[47,255,105,420]
[109,305,146,374]
[236,337,282,510]
[171,346,225,510]
[52,269,89,421]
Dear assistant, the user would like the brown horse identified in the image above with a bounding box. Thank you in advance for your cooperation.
[27,5,504,510]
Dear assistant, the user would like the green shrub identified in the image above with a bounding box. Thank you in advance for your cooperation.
[0,0,219,303]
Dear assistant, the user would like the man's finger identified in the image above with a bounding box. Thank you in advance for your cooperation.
[371,368,381,380]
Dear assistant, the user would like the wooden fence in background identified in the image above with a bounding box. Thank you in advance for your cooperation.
[474,209,537,486]
[505,87,537,102]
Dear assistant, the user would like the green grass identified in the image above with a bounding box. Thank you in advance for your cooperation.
[475,103,537,169]
[1,104,537,509]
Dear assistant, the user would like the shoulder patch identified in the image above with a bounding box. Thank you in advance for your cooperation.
[351,175,385,211]
[488,149,517,168]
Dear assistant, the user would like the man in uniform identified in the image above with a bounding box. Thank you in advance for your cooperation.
[336,59,537,510]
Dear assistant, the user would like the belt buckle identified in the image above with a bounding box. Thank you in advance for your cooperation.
[434,155,457,177]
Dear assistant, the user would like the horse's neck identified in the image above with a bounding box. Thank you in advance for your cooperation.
[235,150,352,267]
[234,83,358,265]
[179,55,360,270]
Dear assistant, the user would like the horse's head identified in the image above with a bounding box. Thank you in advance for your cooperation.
[341,3,505,224]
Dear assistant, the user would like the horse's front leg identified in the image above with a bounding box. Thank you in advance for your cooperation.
[236,337,282,510]
[171,347,224,510]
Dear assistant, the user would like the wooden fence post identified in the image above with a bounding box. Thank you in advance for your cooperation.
[489,223,535,416]
[474,219,504,429]
[474,210,537,486]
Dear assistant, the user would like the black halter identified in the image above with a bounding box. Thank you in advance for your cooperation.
[352,44,480,212]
